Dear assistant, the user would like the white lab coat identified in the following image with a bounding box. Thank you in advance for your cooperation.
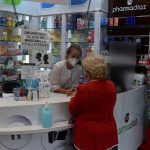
[50,60,82,91]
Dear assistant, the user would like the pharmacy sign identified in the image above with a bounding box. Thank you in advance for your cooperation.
[111,0,150,17]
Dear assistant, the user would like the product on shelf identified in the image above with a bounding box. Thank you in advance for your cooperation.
[14,87,20,101]
[54,16,60,29]
[0,46,22,56]
[0,45,8,55]
[39,82,50,98]
[126,16,136,26]
[41,17,47,29]
[84,17,89,28]
[0,17,7,26]
[23,49,32,55]
[77,18,85,29]
[89,14,94,28]
[2,30,9,41]
[67,15,73,30]
[0,28,21,42]
[114,18,119,26]
[0,16,18,28]
[101,18,108,26]
[86,30,94,42]
[67,29,94,43]
[109,18,114,27]
[67,13,94,30]
[6,16,12,27]
[51,43,61,56]
[49,30,61,42]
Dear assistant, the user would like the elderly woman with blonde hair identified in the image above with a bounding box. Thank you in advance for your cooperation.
[69,54,118,150]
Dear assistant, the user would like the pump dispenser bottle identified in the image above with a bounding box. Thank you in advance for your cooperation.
[40,102,52,128]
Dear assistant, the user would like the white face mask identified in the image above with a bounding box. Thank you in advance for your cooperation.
[68,58,78,67]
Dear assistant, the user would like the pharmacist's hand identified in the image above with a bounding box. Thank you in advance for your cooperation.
[65,88,77,96]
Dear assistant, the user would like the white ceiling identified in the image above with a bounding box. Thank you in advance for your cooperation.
[24,0,68,5]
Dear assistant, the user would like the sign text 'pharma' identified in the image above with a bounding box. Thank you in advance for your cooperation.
[113,4,147,13]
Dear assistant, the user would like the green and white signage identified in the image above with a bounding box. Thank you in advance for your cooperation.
[4,0,22,6]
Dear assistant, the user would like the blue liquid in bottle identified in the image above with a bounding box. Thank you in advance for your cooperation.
[40,103,52,128]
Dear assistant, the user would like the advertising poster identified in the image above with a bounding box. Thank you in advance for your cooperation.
[31,50,52,68]
[21,29,49,51]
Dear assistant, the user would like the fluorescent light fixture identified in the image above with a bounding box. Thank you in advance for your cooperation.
[24,0,68,5]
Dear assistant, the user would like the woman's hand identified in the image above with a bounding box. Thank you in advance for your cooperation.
[68,117,75,124]
[70,88,77,97]
[54,87,77,96]
[65,89,73,96]
[70,91,77,97]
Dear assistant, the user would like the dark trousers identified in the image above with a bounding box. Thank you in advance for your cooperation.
[111,146,118,150]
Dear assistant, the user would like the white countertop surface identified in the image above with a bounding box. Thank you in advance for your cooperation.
[0,86,145,108]
[0,92,70,108]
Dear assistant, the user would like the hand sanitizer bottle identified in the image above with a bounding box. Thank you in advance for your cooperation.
[40,102,52,128]
[27,88,32,101]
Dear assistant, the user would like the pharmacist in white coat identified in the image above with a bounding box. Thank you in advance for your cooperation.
[50,45,83,95]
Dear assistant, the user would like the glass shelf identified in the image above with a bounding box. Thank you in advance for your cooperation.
[47,28,61,30]
[108,25,150,29]
[50,41,61,43]
[0,40,21,43]
[66,27,94,31]
[109,35,149,37]
[0,54,26,56]
[0,67,21,70]
[41,28,62,30]
[136,64,150,67]
[66,41,94,43]
[0,80,18,84]
[0,25,21,29]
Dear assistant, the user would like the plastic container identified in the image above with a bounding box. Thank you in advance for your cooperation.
[32,90,38,101]
[14,87,20,101]
[27,88,32,101]
[40,103,52,128]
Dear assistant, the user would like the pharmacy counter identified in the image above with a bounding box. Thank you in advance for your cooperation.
[0,93,72,150]
[0,86,146,150]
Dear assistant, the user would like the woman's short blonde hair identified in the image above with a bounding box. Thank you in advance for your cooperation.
[82,55,107,80]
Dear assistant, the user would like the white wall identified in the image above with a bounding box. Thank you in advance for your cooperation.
[0,0,108,16]
[100,0,108,13]
[37,0,108,16]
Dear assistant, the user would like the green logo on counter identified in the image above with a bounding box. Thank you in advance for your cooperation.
[4,0,21,6]
[118,113,138,135]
